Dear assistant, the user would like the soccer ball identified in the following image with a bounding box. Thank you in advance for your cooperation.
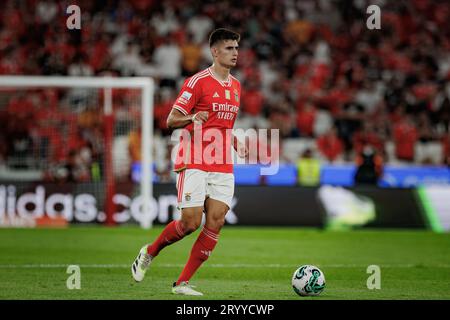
[292,265,326,296]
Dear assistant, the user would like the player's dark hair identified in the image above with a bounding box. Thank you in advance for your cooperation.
[209,28,240,47]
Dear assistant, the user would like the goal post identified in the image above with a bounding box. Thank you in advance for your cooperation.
[0,76,155,228]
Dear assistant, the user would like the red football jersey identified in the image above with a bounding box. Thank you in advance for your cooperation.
[172,67,241,173]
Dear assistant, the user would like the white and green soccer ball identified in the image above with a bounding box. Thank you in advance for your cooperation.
[292,265,326,296]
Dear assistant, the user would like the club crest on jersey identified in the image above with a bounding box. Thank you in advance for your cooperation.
[225,90,231,100]
[185,193,191,201]
[234,89,239,102]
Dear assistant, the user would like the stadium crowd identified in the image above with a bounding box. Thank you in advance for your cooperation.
[0,0,449,183]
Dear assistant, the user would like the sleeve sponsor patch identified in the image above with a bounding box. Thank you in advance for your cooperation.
[181,91,192,100]
[177,91,193,105]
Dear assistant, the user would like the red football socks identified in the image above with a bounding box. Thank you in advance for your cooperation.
[147,220,186,257]
[176,226,219,285]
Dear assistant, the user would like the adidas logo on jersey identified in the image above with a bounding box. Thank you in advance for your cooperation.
[213,92,220,98]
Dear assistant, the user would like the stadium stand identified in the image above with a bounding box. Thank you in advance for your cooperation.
[0,0,449,183]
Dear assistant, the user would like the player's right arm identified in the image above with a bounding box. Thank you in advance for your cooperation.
[167,109,208,129]
[166,76,208,130]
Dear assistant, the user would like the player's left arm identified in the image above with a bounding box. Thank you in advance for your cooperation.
[232,133,248,158]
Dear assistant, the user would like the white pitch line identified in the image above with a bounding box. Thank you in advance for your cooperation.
[0,263,449,269]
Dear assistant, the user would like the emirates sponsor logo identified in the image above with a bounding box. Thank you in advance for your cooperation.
[212,102,239,113]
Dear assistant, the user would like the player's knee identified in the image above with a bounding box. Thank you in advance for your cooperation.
[180,220,201,234]
[208,217,226,231]
[218,217,226,228]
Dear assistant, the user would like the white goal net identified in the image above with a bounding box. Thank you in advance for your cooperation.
[0,76,154,228]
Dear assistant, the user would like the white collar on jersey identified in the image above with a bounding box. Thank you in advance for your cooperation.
[207,67,232,87]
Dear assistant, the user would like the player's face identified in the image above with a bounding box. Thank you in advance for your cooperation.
[212,40,239,69]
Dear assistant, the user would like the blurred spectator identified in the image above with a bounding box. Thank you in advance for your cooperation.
[354,80,383,115]
[313,103,333,137]
[186,11,213,45]
[443,130,450,166]
[68,53,93,76]
[154,88,176,135]
[128,127,141,163]
[241,79,264,117]
[4,93,36,168]
[316,126,344,163]
[128,125,171,181]
[296,101,316,137]
[335,102,364,155]
[435,96,450,134]
[393,113,418,162]
[416,111,438,164]
[113,41,143,76]
[36,0,58,25]
[181,33,202,76]
[239,78,269,129]
[283,10,314,46]
[153,35,181,88]
[354,146,383,186]
[87,34,112,74]
[268,98,297,138]
[150,5,180,37]
[352,122,384,157]
[296,148,321,186]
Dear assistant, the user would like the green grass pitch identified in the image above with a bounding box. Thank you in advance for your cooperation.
[0,226,449,300]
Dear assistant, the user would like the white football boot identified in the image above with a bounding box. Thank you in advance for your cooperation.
[172,282,203,296]
[131,245,153,282]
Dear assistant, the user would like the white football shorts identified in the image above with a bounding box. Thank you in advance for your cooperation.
[176,169,235,209]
